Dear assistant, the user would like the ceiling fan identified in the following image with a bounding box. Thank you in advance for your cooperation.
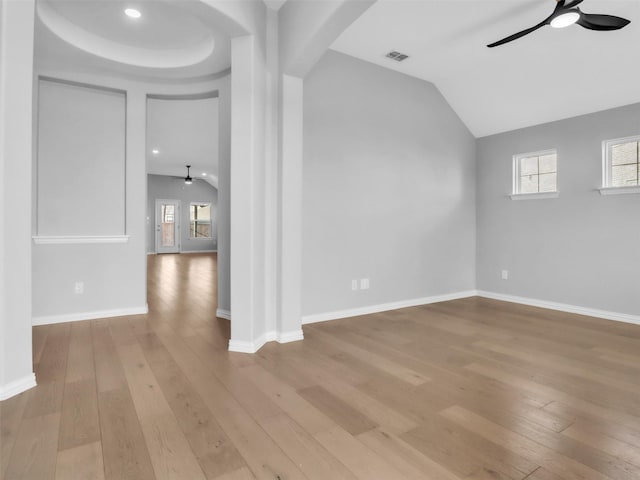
[487,0,630,48]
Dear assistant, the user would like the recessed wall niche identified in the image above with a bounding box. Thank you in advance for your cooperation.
[36,78,126,237]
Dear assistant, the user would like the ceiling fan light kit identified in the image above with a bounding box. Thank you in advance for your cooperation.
[487,0,631,48]
[184,165,193,185]
[550,11,580,28]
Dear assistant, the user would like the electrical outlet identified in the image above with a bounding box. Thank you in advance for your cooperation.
[501,270,509,280]
[360,278,370,290]
[74,281,84,294]
[351,279,359,291]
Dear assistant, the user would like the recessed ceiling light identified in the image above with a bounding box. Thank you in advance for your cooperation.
[201,172,207,176]
[124,8,141,19]
[151,149,159,155]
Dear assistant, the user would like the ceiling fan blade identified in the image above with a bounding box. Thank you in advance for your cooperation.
[564,0,584,9]
[553,0,566,13]
[487,20,548,48]
[577,13,630,31]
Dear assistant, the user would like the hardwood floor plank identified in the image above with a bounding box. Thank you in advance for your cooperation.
[311,425,409,480]
[457,397,640,480]
[92,319,128,393]
[191,373,310,480]
[283,353,417,435]
[0,390,31,479]
[4,412,60,480]
[145,327,308,479]
[58,378,101,451]
[440,405,614,480]
[98,387,156,480]
[465,361,640,429]
[524,467,565,480]
[259,413,358,480]
[297,385,377,436]
[306,326,430,385]
[23,380,64,419]
[36,323,71,384]
[138,332,249,479]
[543,401,640,448]
[562,422,640,468]
[65,321,95,383]
[401,410,538,479]
[357,428,463,480]
[32,325,50,365]
[239,363,336,436]
[114,341,207,480]
[56,441,105,480]
[471,339,640,393]
[212,467,256,480]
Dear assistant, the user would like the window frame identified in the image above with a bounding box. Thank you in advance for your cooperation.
[189,202,212,240]
[600,135,640,195]
[511,148,559,200]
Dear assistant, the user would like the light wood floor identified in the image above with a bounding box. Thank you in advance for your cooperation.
[2,253,640,480]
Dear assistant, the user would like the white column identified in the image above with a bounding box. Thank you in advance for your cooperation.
[276,74,304,342]
[126,88,148,308]
[0,0,37,400]
[228,34,268,352]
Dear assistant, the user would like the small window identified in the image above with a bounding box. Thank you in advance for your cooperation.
[513,149,557,195]
[189,203,211,239]
[603,136,639,188]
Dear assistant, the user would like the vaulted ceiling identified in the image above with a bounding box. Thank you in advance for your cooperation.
[34,0,640,140]
[331,0,640,137]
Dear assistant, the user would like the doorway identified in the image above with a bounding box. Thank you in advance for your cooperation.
[155,199,180,254]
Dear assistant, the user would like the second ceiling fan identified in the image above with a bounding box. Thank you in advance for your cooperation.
[487,0,631,48]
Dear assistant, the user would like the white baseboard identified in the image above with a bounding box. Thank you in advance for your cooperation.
[276,329,304,343]
[33,305,149,326]
[228,331,269,354]
[228,328,305,353]
[302,290,478,325]
[0,373,37,401]
[181,250,217,254]
[477,291,640,326]
[216,308,231,320]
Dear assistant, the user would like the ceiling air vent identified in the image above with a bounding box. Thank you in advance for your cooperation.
[386,51,409,62]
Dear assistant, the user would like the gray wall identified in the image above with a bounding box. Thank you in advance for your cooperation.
[147,174,218,253]
[37,80,126,236]
[33,76,147,320]
[477,103,640,315]
[31,68,230,320]
[302,51,477,316]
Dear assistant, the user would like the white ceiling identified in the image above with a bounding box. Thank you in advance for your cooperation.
[34,0,640,139]
[263,0,288,11]
[331,0,640,137]
[35,0,227,186]
[34,0,231,82]
[146,96,219,187]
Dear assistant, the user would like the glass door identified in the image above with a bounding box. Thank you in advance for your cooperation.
[155,199,180,253]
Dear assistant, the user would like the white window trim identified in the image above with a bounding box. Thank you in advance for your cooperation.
[509,192,560,200]
[598,185,640,196]
[189,202,212,240]
[33,235,130,245]
[601,135,640,191]
[511,148,558,199]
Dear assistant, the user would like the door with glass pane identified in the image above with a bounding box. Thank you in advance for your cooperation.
[155,199,180,253]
